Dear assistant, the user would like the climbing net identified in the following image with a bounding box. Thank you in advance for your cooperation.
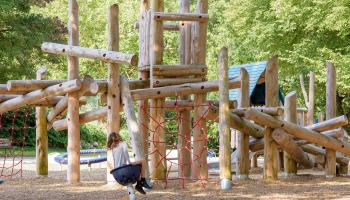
[0,108,34,178]
[141,98,214,188]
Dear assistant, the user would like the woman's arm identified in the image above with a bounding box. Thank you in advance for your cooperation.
[107,150,114,170]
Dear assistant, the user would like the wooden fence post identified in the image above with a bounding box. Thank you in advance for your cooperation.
[149,0,166,180]
[192,0,209,180]
[178,0,192,178]
[218,47,232,189]
[325,62,337,178]
[236,68,250,180]
[36,67,48,176]
[283,91,297,176]
[138,0,151,182]
[106,4,121,184]
[67,0,80,183]
[264,56,279,180]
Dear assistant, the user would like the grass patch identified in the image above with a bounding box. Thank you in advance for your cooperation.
[1,146,67,157]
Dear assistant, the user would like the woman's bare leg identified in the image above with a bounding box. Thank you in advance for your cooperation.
[132,160,146,178]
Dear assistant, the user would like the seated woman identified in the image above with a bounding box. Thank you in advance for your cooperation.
[107,132,151,194]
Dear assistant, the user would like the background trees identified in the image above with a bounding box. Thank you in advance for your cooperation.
[2,0,350,147]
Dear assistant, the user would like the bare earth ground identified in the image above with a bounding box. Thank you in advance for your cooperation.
[1,157,350,199]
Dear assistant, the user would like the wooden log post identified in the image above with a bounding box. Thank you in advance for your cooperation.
[192,0,209,180]
[300,72,315,126]
[178,0,192,179]
[218,47,232,189]
[105,4,121,184]
[272,128,314,169]
[67,0,80,184]
[325,62,337,178]
[138,0,151,182]
[120,76,147,176]
[264,56,279,180]
[237,68,250,180]
[245,109,350,156]
[149,0,166,180]
[36,67,48,176]
[283,91,297,176]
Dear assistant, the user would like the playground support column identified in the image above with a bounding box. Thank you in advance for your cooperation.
[237,68,250,180]
[106,4,121,184]
[149,0,166,180]
[325,62,337,178]
[308,72,315,125]
[264,56,279,180]
[283,91,297,176]
[178,0,192,179]
[138,0,150,181]
[67,0,80,184]
[36,67,48,176]
[218,47,232,189]
[192,0,208,180]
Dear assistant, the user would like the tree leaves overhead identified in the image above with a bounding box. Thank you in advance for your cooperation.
[0,0,65,82]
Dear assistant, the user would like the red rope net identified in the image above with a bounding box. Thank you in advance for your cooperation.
[0,108,34,178]
[141,98,214,188]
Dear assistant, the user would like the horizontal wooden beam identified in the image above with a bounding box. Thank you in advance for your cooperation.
[153,78,206,87]
[7,79,148,94]
[232,107,283,117]
[135,21,179,31]
[245,109,350,156]
[152,64,207,76]
[153,12,208,22]
[131,78,240,100]
[305,115,348,132]
[41,42,138,66]
[53,107,107,131]
[200,105,264,139]
[302,144,350,166]
[47,76,98,124]
[0,80,81,114]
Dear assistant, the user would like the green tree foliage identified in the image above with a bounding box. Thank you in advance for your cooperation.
[218,0,350,115]
[0,0,65,82]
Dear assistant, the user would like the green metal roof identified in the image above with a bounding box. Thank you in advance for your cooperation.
[228,61,267,101]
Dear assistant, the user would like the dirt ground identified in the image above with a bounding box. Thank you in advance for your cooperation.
[1,158,350,199]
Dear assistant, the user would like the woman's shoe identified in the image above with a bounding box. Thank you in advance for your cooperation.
[135,183,146,195]
[139,178,152,189]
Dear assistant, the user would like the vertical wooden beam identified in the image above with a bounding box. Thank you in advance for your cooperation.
[308,72,315,125]
[236,68,250,180]
[138,0,151,181]
[178,0,192,179]
[149,0,166,180]
[67,0,80,184]
[283,91,297,176]
[192,0,208,180]
[218,47,232,189]
[325,62,337,178]
[264,56,279,180]
[106,4,121,184]
[36,67,48,176]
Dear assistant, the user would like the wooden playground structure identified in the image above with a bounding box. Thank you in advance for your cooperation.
[0,0,349,193]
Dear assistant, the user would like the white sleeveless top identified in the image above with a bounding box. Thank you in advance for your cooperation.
[111,142,130,168]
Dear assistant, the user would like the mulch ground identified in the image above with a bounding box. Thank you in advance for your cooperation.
[1,167,350,200]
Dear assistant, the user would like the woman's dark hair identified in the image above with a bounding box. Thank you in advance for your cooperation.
[107,132,123,149]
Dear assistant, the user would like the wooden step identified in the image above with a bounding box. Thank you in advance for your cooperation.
[153,78,206,87]
[153,12,208,22]
[152,64,207,76]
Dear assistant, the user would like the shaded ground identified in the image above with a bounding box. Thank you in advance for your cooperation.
[1,158,350,199]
